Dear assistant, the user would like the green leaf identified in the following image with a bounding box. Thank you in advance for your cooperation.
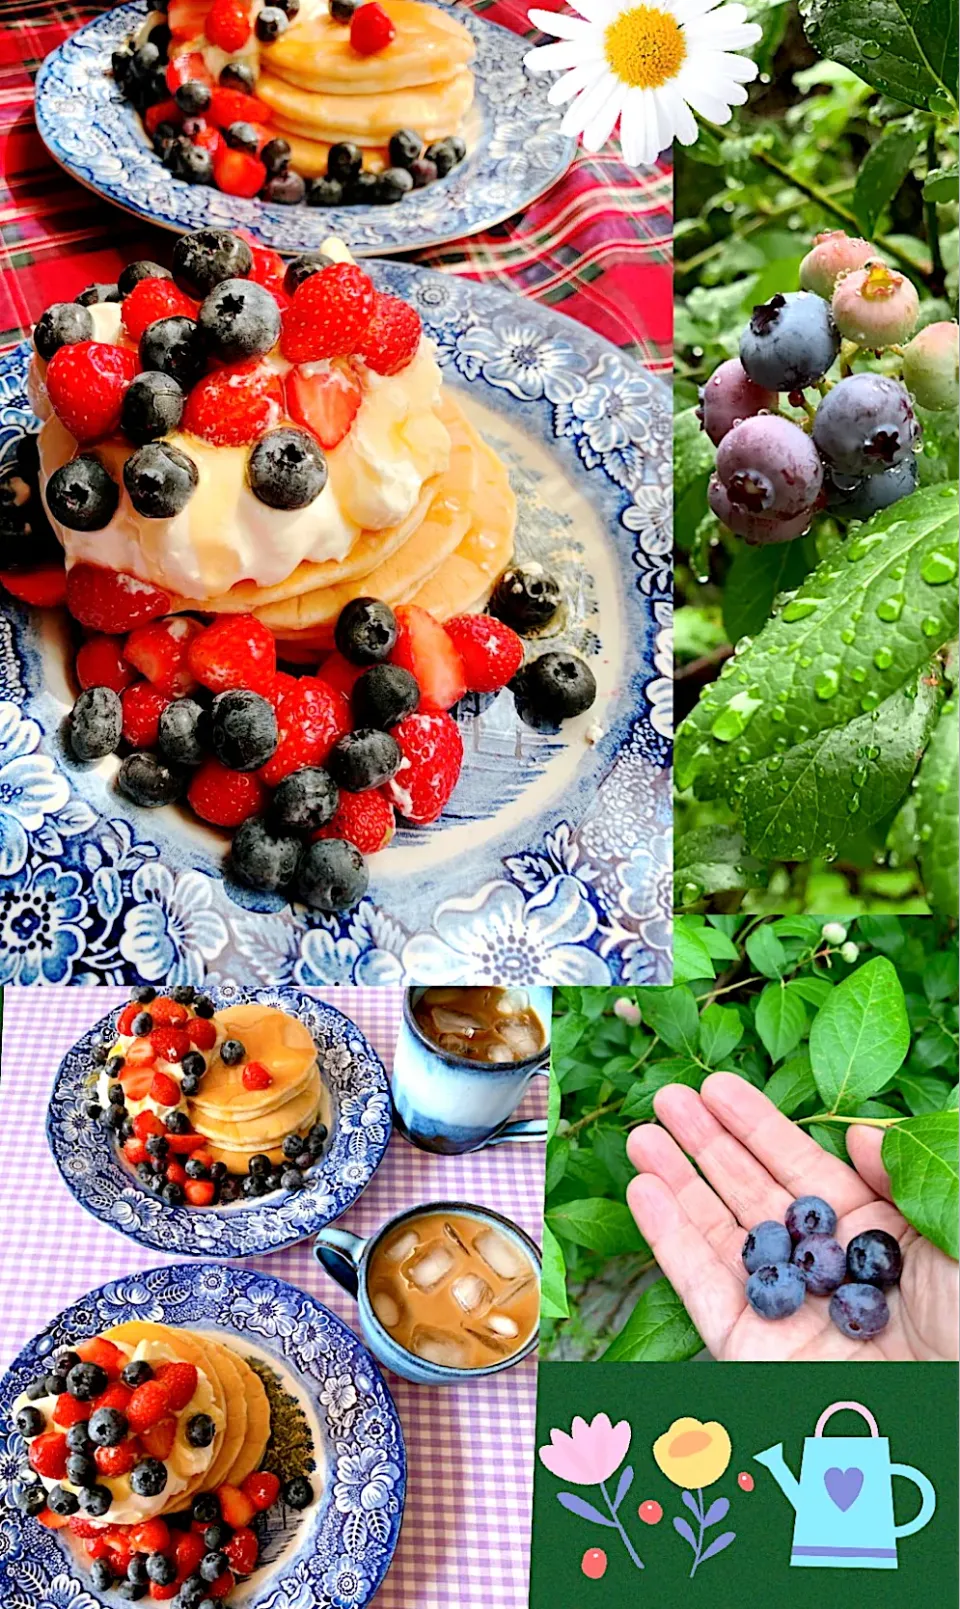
[924,165,959,203]
[764,1050,818,1115]
[853,126,923,234]
[914,692,959,917]
[912,1019,958,1069]
[674,408,716,549]
[739,665,943,860]
[755,982,808,1062]
[675,486,960,801]
[898,1069,954,1115]
[696,924,741,962]
[789,976,834,1007]
[592,1126,635,1193]
[540,1223,570,1320]
[545,1198,649,1257]
[620,1058,705,1120]
[552,1012,587,1066]
[599,1278,702,1362]
[673,922,717,983]
[924,951,959,1002]
[882,1112,959,1259]
[635,986,700,1053]
[686,119,725,166]
[800,0,959,112]
[674,824,765,904]
[545,1135,571,1193]
[745,924,788,978]
[699,1003,744,1065]
[809,956,911,1113]
[723,538,813,645]
[809,1121,851,1163]
[547,1066,561,1140]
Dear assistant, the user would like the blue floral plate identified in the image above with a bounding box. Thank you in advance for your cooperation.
[0,262,671,988]
[34,0,575,257]
[47,985,392,1258]
[0,1261,405,1608]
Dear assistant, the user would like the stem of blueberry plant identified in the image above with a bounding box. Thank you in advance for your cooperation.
[925,129,946,295]
[600,1480,645,1570]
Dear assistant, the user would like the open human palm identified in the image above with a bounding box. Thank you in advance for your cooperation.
[626,1072,959,1362]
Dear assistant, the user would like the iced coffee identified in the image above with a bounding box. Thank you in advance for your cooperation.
[412,989,546,1064]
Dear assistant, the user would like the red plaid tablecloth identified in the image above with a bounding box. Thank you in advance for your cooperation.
[0,0,672,367]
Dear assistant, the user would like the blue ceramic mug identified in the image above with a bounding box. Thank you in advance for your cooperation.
[314,1200,542,1386]
[391,987,552,1154]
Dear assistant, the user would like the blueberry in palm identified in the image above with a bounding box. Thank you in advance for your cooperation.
[742,1220,792,1273]
[745,1262,807,1320]
[829,1282,890,1339]
[845,1228,902,1287]
[791,1234,846,1295]
[785,1195,837,1242]
[739,291,840,390]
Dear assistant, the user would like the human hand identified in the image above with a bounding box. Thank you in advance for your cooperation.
[626,1071,959,1362]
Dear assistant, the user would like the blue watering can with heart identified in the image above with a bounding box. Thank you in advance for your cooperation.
[755,1400,936,1569]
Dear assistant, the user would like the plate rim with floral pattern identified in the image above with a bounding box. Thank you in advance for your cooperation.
[46,984,393,1258]
[0,260,672,990]
[33,0,576,257]
[0,1260,406,1609]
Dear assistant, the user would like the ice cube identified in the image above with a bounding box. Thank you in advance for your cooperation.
[487,1312,520,1338]
[443,1221,471,1254]
[451,1274,493,1314]
[383,1228,419,1263]
[498,1021,542,1059]
[410,1327,470,1369]
[474,1228,530,1281]
[404,1241,456,1291]
[438,1033,472,1056]
[431,1008,481,1035]
[371,1289,403,1331]
[486,1042,515,1063]
[464,1326,510,1357]
[496,990,529,1015]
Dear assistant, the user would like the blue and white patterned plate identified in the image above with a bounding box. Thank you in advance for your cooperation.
[0,1262,405,1608]
[0,262,672,989]
[34,0,575,257]
[47,985,393,1258]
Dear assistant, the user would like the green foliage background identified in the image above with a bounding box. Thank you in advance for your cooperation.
[540,915,959,1362]
[674,0,959,915]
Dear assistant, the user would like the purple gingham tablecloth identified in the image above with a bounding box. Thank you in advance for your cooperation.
[0,986,546,1609]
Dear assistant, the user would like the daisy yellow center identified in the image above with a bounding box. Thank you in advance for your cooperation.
[604,6,686,89]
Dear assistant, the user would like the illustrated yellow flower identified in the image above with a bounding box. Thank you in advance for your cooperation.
[653,1417,731,1489]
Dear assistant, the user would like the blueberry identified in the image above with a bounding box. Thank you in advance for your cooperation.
[200,1551,229,1582]
[79,1483,113,1515]
[33,301,94,360]
[159,698,208,767]
[785,1195,837,1243]
[283,252,333,297]
[132,1010,154,1035]
[116,1581,147,1601]
[219,60,257,93]
[231,815,302,892]
[792,1234,847,1295]
[66,1453,98,1486]
[210,688,279,771]
[203,1522,232,1551]
[119,261,174,298]
[173,230,253,299]
[376,167,414,204]
[824,455,918,520]
[185,1157,209,1180]
[127,1556,149,1586]
[223,121,260,154]
[249,1153,271,1175]
[280,1165,303,1192]
[306,176,344,207]
[26,1373,54,1400]
[262,170,307,205]
[88,1406,128,1446]
[741,1219,792,1274]
[424,139,458,177]
[256,6,289,41]
[283,1475,314,1509]
[84,1101,103,1122]
[47,456,119,531]
[262,137,293,176]
[307,1120,328,1152]
[331,0,358,16]
[518,651,596,722]
[171,984,196,1002]
[194,996,215,1017]
[812,373,918,476]
[220,1040,245,1065]
[163,1181,185,1205]
[133,985,157,1002]
[448,135,467,162]
[47,1483,80,1516]
[174,80,211,115]
[335,597,397,664]
[282,1132,305,1160]
[346,170,380,205]
[409,157,438,188]
[90,1558,115,1590]
[139,314,207,389]
[117,751,187,808]
[174,142,215,186]
[65,1421,92,1453]
[132,42,160,81]
[192,1491,220,1524]
[351,663,419,729]
[121,370,185,445]
[248,427,327,509]
[328,141,363,183]
[111,45,134,88]
[145,1134,168,1157]
[76,283,122,306]
[327,729,401,791]
[104,1104,128,1131]
[388,129,422,168]
[745,1262,807,1320]
[66,1361,108,1400]
[739,291,840,390]
[121,1358,153,1387]
[181,1051,206,1080]
[296,837,369,912]
[109,1083,127,1106]
[270,766,339,832]
[186,1413,216,1448]
[15,1404,45,1438]
[846,1228,903,1287]
[146,1551,177,1585]
[490,565,561,632]
[69,686,122,762]
[124,442,198,519]
[177,1577,208,1609]
[278,0,301,13]
[830,1281,890,1339]
[130,1457,167,1497]
[199,278,281,363]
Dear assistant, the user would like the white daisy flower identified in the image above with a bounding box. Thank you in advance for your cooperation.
[525,0,763,167]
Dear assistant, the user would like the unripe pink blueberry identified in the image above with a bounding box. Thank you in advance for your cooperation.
[708,477,817,544]
[831,261,920,348]
[799,231,880,299]
[901,320,959,412]
[715,414,823,517]
[697,357,778,446]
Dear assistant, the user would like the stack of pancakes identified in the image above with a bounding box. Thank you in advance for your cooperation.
[167,394,516,655]
[187,1004,328,1173]
[105,1321,271,1503]
[257,0,476,176]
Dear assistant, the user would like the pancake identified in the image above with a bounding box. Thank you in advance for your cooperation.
[193,1068,325,1153]
[257,65,474,146]
[271,130,389,178]
[261,0,475,96]
[218,1348,272,1487]
[190,1004,318,1122]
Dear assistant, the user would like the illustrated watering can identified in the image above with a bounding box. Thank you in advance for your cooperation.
[754,1400,936,1569]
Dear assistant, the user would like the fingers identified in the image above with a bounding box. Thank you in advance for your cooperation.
[648,1080,792,1229]
[846,1124,894,1202]
[625,1174,744,1355]
[628,1121,743,1263]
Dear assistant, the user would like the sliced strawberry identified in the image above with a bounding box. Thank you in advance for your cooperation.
[167,1130,208,1154]
[187,613,277,696]
[76,1337,124,1377]
[121,1065,155,1101]
[149,1584,180,1602]
[258,675,349,786]
[248,246,286,296]
[66,565,171,634]
[149,1070,181,1106]
[385,710,463,824]
[192,123,223,157]
[357,291,422,376]
[241,1061,272,1090]
[121,682,172,748]
[0,565,68,608]
[76,634,137,695]
[390,604,466,711]
[224,1524,259,1573]
[140,1415,177,1459]
[165,45,214,85]
[182,362,283,447]
[29,1431,68,1479]
[95,1440,141,1477]
[126,1379,172,1433]
[152,1361,198,1412]
[123,1037,159,1069]
[123,1136,150,1165]
[443,614,524,693]
[92,1382,132,1414]
[217,1484,255,1528]
[188,759,267,828]
[212,143,267,198]
[208,86,273,128]
[133,1110,165,1139]
[165,1160,188,1186]
[123,616,202,697]
[184,1178,216,1206]
[37,1508,69,1529]
[46,342,139,441]
[285,360,363,449]
[207,1569,235,1600]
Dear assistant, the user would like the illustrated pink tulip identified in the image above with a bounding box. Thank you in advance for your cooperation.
[538,1413,632,1485]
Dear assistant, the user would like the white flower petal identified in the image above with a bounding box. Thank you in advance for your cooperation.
[524,38,599,71]
[691,23,763,55]
[658,78,699,145]
[548,60,607,106]
[582,78,627,150]
[619,87,656,168]
[560,67,620,138]
[527,9,597,41]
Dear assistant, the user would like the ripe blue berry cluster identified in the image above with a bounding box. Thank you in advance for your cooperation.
[742,1194,902,1339]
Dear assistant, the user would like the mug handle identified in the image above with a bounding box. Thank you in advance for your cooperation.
[480,1117,548,1147]
[314,1226,367,1299]
[891,1464,937,1538]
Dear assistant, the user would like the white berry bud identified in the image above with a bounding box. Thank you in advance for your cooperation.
[821,922,847,945]
[840,941,859,963]
[613,996,641,1026]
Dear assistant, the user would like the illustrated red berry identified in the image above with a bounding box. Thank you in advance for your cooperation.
[350,2,397,55]
[315,789,394,854]
[384,710,463,824]
[66,564,171,633]
[28,1432,69,1480]
[188,758,267,827]
[390,604,466,711]
[240,1469,280,1511]
[95,1440,141,1477]
[241,1062,273,1090]
[224,1524,259,1573]
[443,614,524,694]
[0,565,68,608]
[123,616,202,697]
[76,635,137,695]
[737,1471,755,1492]
[149,1069,182,1106]
[182,362,284,446]
[357,292,422,376]
[121,278,198,342]
[280,264,376,363]
[212,143,267,198]
[187,613,277,697]
[285,361,362,449]
[638,1499,663,1524]
[46,342,139,441]
[205,0,251,51]
[186,1016,217,1049]
[184,1178,216,1206]
[258,675,349,785]
[581,1547,607,1579]
[126,1379,173,1433]
[150,997,191,1026]
[121,682,172,748]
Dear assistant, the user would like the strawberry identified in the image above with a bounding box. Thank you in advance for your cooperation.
[218,1484,255,1528]
[70,1515,110,1539]
[357,292,422,376]
[167,2,213,43]
[76,635,137,695]
[117,1002,141,1035]
[83,1534,113,1557]
[144,98,182,136]
[149,1585,179,1602]
[28,1431,68,1480]
[167,1130,208,1154]
[152,1361,198,1412]
[240,1469,280,1511]
[206,0,251,49]
[316,789,394,853]
[258,675,349,786]
[92,1382,132,1414]
[45,342,138,442]
[241,1061,272,1090]
[190,1148,215,1168]
[95,1440,141,1478]
[207,1569,235,1600]
[443,614,524,693]
[186,1016,217,1049]
[149,1027,191,1063]
[385,711,463,823]
[165,49,214,91]
[133,1110,165,1139]
[390,604,466,711]
[317,651,364,700]
[0,565,68,608]
[248,246,286,297]
[187,613,277,696]
[174,1530,206,1575]
[165,1159,188,1186]
[280,265,376,363]
[182,362,283,447]
[77,1337,124,1377]
[285,360,363,449]
[130,1517,171,1555]
[121,278,198,342]
[53,1393,92,1428]
[271,670,299,705]
[191,122,223,157]
[123,1068,156,1103]
[224,1524,259,1574]
[107,1541,134,1575]
[37,1508,69,1529]
[121,681,172,748]
[66,564,171,633]
[140,1416,177,1459]
[208,86,273,128]
[188,759,267,827]
[150,997,191,1026]
[184,1178,216,1206]
[124,1136,150,1165]
[149,1069,181,1106]
[123,1038,159,1071]
[350,2,397,54]
[123,616,202,697]
[212,143,267,198]
[126,1380,172,1433]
